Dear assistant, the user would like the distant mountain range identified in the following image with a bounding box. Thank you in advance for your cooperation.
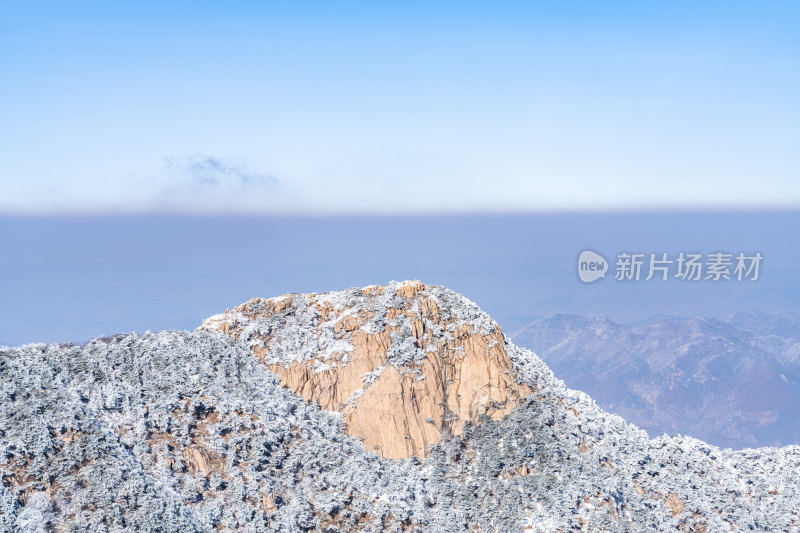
[511,311,800,449]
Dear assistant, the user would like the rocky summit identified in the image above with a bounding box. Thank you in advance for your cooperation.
[199,280,531,459]
[2,281,800,532]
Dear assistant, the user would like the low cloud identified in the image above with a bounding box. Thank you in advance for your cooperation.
[163,155,279,190]
[138,155,283,212]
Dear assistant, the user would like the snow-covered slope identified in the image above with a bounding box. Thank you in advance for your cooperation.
[2,282,800,532]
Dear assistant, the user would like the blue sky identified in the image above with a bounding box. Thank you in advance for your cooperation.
[1,1,798,214]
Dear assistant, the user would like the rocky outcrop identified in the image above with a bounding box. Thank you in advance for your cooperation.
[200,281,532,459]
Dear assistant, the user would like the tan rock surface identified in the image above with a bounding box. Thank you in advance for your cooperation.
[666,492,685,517]
[200,280,532,459]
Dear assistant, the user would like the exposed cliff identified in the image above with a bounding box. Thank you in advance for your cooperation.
[200,281,531,459]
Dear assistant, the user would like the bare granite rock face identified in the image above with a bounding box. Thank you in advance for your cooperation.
[200,281,532,459]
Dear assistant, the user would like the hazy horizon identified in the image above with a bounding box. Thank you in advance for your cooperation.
[2,211,797,347]
[2,3,799,344]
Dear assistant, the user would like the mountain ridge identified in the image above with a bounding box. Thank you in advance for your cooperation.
[2,281,800,531]
[511,311,800,448]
